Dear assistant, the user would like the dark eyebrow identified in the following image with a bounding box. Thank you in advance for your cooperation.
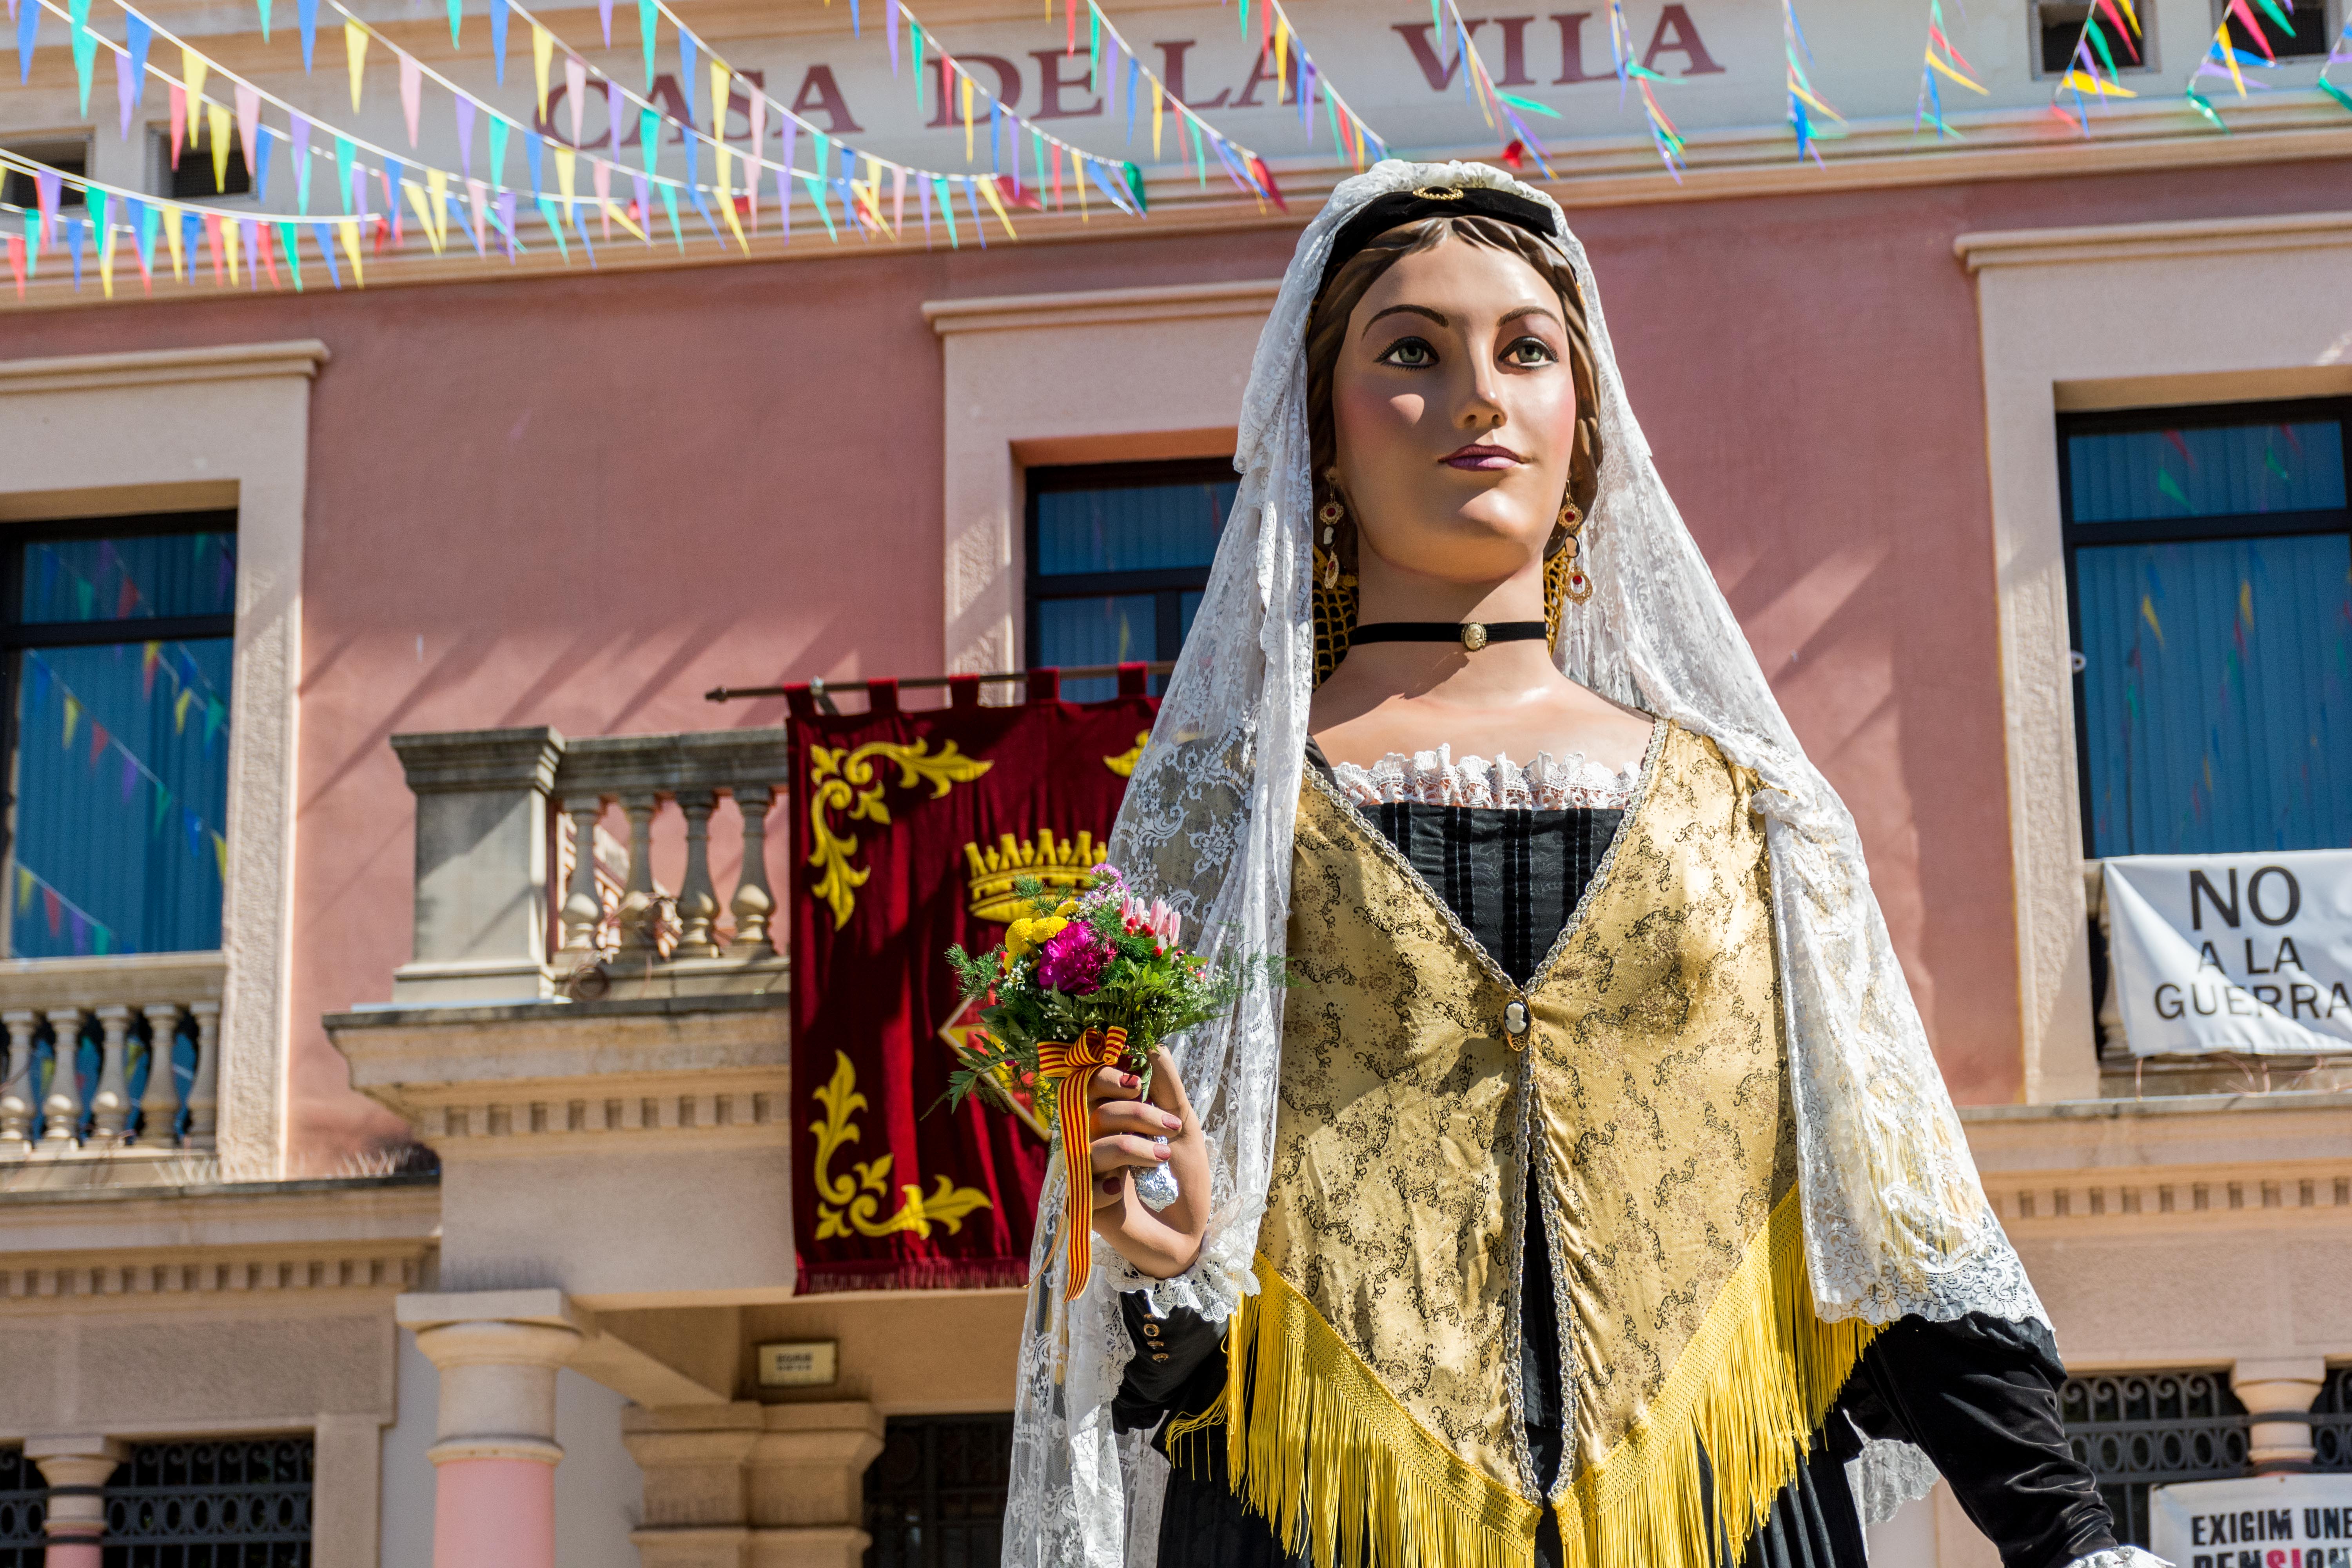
[1363,303,1448,336]
[1500,304,1564,328]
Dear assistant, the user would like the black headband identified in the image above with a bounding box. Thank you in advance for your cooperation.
[1318,182,1559,297]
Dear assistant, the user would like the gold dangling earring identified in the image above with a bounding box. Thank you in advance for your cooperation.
[1544,496,1592,651]
[1316,492,1347,592]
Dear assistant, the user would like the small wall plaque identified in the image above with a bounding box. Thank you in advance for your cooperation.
[757,1340,839,1388]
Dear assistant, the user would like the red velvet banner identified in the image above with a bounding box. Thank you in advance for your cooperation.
[787,673,1160,1293]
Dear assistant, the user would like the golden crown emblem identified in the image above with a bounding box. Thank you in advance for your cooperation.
[963,829,1107,924]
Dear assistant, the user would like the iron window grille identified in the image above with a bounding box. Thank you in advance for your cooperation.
[2062,1370,2250,1546]
[2314,1365,2352,1472]
[101,1437,312,1567]
[0,1449,42,1568]
[1024,459,1236,703]
[862,1414,1015,1568]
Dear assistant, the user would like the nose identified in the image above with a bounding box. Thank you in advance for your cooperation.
[1457,356,1506,432]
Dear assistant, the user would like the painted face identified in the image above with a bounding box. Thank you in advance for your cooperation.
[1330,234,1579,588]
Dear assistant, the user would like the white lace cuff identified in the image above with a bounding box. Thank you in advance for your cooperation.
[2063,1548,2172,1568]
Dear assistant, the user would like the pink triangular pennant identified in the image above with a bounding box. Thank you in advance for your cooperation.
[565,55,586,145]
[236,85,261,173]
[168,85,187,167]
[399,53,421,146]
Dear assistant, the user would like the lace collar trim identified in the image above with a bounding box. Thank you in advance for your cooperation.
[1325,742,1643,810]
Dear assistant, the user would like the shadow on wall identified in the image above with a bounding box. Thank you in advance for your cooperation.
[378,1333,645,1567]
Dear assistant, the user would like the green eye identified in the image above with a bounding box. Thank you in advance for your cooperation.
[1504,338,1558,367]
[1378,338,1436,368]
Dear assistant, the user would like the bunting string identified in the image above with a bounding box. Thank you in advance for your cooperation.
[2047,0,2145,130]
[1781,0,1842,162]
[15,862,121,956]
[2314,19,2352,114]
[2179,0,2291,127]
[1915,0,1987,140]
[1606,0,1686,177]
[1432,0,1561,177]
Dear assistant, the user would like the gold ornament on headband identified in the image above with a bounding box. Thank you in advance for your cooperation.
[1412,185,1466,200]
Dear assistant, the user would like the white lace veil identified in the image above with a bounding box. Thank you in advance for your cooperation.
[1001,159,2047,1568]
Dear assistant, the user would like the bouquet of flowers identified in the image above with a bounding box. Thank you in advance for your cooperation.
[945,866,1259,1299]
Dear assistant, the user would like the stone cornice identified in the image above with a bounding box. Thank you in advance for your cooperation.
[1955,210,2352,271]
[924,278,1282,335]
[0,340,332,391]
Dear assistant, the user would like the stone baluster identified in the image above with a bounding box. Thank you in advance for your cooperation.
[615,791,662,956]
[0,1010,36,1154]
[87,1005,136,1147]
[138,1004,185,1147]
[727,784,779,961]
[671,791,720,960]
[40,1007,87,1150]
[183,1000,221,1151]
[555,798,607,967]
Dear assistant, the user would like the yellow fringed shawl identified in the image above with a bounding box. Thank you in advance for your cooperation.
[1218,723,1873,1568]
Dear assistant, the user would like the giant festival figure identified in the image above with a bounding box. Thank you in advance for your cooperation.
[998,161,2161,1568]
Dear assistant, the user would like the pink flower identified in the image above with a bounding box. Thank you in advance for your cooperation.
[1036,921,1111,995]
[1121,895,1182,947]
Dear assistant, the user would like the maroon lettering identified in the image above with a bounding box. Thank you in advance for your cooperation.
[1394,19,1488,91]
[1028,48,1101,117]
[641,73,696,142]
[1642,4,1724,75]
[1154,39,1229,108]
[791,63,865,132]
[1553,12,1602,82]
[1492,15,1537,85]
[1231,40,1309,105]
[927,54,1020,127]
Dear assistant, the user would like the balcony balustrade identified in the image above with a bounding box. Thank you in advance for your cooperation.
[0,952,225,1176]
[387,725,790,1007]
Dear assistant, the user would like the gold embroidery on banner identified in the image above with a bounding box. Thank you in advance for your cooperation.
[805,740,993,929]
[963,828,1107,922]
[809,1050,995,1240]
[1103,731,1151,778]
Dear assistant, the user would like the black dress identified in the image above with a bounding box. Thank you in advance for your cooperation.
[1113,755,2121,1568]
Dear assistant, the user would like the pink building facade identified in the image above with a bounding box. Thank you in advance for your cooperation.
[0,0,2347,1561]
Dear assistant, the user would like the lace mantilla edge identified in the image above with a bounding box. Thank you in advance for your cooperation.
[2067,1550,2173,1568]
[1328,744,1642,809]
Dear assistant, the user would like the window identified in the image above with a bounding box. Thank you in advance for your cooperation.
[1025,459,1235,702]
[2035,0,2155,74]
[154,127,252,201]
[2059,400,2352,857]
[0,1449,40,1568]
[0,138,91,209]
[2316,1365,2352,1472]
[2,517,237,958]
[862,1414,1014,1568]
[2219,0,2331,56]
[102,1437,312,1566]
[2062,1370,2249,1546]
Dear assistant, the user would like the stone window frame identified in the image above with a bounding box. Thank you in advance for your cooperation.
[1956,212,2352,1103]
[0,340,324,1179]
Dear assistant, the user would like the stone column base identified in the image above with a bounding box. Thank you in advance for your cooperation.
[630,1524,872,1568]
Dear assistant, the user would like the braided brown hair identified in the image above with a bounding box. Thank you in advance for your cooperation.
[1303,214,1603,684]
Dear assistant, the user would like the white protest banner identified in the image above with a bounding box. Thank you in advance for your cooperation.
[2103,850,2352,1057]
[2149,1473,2352,1567]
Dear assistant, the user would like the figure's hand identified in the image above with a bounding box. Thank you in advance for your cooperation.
[1083,1049,1209,1279]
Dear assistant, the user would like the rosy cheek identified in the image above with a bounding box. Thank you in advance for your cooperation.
[1335,379,1418,443]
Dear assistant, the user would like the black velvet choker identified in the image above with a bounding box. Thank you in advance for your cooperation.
[1348,620,1546,653]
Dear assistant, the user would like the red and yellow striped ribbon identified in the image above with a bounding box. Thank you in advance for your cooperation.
[1036,1025,1129,1302]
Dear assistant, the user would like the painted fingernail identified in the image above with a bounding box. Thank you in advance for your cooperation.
[1160,1112,1183,1131]
[1122,1073,1140,1088]
[1152,1139,1171,1160]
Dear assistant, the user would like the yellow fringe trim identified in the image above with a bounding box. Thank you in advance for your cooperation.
[1555,1187,1877,1568]
[1225,1257,1541,1568]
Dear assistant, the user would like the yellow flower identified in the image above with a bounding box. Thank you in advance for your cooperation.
[1005,918,1039,959]
[1054,900,1080,918]
[1036,916,1069,941]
